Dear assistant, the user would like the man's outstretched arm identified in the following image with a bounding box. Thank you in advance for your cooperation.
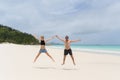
[56,35,64,42]
[70,39,81,43]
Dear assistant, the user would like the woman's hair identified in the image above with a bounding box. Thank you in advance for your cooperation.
[40,36,44,39]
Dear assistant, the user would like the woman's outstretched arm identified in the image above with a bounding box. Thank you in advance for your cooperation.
[45,36,56,42]
[32,34,39,40]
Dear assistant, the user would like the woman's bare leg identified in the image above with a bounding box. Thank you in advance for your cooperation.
[62,55,67,65]
[45,53,55,62]
[70,55,76,65]
[33,53,41,63]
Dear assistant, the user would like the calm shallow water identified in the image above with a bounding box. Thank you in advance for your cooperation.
[50,44,120,54]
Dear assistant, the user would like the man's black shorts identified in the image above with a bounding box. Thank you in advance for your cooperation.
[64,49,72,55]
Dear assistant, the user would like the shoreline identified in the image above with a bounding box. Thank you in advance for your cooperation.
[1,43,120,55]
[48,45,120,55]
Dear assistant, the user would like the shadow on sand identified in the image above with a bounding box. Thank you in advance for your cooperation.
[33,66,56,70]
[33,66,80,71]
[61,68,79,71]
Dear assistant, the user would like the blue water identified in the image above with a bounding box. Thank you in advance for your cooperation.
[72,45,120,51]
[50,44,120,54]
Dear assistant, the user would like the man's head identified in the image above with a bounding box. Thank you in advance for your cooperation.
[65,35,69,40]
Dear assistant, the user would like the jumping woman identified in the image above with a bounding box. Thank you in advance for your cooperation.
[33,35,55,63]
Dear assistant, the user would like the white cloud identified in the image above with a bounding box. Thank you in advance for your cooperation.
[0,0,120,44]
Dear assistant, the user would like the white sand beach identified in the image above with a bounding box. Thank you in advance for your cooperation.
[0,43,120,80]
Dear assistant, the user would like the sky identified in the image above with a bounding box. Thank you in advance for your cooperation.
[0,0,120,45]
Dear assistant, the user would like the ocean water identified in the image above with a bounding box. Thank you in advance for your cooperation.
[50,44,120,55]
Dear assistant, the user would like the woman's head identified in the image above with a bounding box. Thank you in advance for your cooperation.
[40,36,44,40]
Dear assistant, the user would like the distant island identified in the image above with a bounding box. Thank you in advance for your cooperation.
[0,24,39,45]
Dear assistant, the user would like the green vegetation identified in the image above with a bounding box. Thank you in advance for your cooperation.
[0,24,39,44]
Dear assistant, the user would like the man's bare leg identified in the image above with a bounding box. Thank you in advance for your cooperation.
[70,55,76,65]
[45,53,55,62]
[62,55,67,65]
[34,53,41,63]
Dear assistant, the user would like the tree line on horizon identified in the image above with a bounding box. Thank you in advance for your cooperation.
[0,24,39,44]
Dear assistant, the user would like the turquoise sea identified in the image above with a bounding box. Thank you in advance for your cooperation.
[50,44,120,55]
